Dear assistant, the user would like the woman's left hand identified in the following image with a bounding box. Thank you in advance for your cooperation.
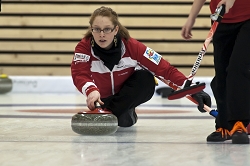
[217,0,236,13]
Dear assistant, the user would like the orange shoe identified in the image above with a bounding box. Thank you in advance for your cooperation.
[207,128,232,142]
[230,121,249,144]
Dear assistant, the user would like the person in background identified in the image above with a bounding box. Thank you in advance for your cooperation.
[181,0,250,144]
[71,6,211,128]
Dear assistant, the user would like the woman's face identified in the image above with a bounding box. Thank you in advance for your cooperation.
[91,16,118,49]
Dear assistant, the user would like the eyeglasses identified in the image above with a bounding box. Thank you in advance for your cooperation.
[91,27,116,34]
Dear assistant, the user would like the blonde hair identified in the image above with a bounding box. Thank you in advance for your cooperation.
[84,6,130,40]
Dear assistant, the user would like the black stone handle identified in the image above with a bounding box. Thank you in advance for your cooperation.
[94,102,101,108]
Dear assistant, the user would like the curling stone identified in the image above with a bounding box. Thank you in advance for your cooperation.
[71,103,118,135]
[0,74,13,94]
[156,87,173,98]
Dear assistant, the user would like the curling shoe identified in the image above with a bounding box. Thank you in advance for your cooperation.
[118,108,138,127]
[207,128,232,142]
[230,121,249,144]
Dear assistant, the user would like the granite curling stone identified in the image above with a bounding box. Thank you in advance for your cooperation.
[71,103,118,135]
[0,74,13,94]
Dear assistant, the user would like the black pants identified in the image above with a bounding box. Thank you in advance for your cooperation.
[101,70,155,118]
[211,19,250,130]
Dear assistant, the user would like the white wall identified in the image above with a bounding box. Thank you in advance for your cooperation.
[5,76,213,96]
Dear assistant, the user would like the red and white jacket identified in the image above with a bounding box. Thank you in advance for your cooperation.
[71,37,187,98]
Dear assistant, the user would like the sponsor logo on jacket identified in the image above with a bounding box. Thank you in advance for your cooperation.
[73,53,90,64]
[143,47,162,65]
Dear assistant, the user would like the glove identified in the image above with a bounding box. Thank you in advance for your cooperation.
[191,90,211,113]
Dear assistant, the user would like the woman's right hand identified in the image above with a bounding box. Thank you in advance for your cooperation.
[181,18,196,40]
[86,90,104,110]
